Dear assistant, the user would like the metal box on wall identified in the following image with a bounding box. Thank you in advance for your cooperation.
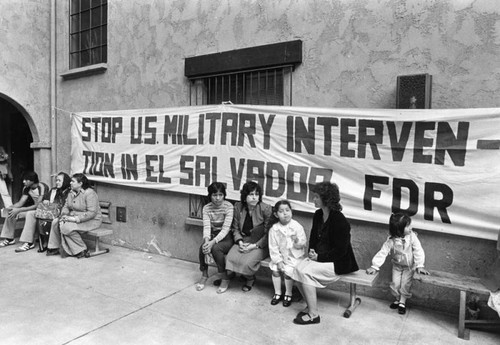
[396,73,432,109]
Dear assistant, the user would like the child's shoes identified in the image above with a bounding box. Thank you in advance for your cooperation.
[282,295,292,307]
[270,294,282,305]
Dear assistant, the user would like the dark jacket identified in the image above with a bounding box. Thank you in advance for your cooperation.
[308,209,359,275]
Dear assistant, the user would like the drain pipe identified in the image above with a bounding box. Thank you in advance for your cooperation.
[50,0,57,175]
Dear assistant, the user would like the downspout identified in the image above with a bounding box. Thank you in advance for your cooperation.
[50,0,57,175]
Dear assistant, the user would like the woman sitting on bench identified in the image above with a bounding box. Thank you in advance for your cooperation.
[53,173,102,258]
[225,181,272,293]
[42,172,71,254]
[292,181,359,325]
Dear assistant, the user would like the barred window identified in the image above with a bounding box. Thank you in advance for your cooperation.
[70,0,108,69]
[189,66,292,106]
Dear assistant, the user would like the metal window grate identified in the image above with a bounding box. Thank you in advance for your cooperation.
[189,66,293,106]
[69,0,108,69]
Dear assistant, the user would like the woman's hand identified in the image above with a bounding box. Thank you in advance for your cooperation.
[60,215,77,223]
[308,249,318,261]
[202,239,214,254]
[7,207,20,219]
[239,243,257,253]
[42,200,49,205]
[277,262,285,272]
[366,267,377,275]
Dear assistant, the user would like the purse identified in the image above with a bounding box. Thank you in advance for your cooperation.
[34,202,60,220]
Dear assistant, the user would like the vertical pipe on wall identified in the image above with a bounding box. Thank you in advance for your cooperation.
[50,0,57,175]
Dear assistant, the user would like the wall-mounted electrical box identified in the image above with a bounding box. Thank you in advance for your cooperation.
[116,206,127,222]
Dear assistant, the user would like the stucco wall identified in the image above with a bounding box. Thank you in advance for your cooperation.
[0,0,50,147]
[51,0,500,314]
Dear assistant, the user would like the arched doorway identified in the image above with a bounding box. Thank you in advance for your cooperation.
[0,97,34,206]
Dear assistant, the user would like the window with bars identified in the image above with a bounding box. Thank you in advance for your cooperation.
[70,0,108,69]
[190,66,292,106]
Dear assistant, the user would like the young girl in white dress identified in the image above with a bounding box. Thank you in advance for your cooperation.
[268,200,307,307]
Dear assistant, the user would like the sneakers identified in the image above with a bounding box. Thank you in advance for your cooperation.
[0,238,15,247]
[15,242,35,252]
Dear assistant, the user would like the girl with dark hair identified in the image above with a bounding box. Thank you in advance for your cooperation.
[366,213,429,314]
[225,181,272,292]
[292,181,359,325]
[55,173,102,258]
[196,182,234,293]
[268,200,307,307]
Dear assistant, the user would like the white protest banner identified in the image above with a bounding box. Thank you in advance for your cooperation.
[71,104,500,240]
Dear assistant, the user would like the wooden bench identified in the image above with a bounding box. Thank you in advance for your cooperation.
[414,270,500,340]
[81,201,113,257]
[260,258,379,318]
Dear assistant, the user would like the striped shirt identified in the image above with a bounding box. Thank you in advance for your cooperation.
[202,200,234,243]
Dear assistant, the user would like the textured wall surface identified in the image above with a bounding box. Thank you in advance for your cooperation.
[0,0,50,144]
[2,0,499,314]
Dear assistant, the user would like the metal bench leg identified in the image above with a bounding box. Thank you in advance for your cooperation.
[458,290,470,340]
[343,283,362,318]
[87,237,110,257]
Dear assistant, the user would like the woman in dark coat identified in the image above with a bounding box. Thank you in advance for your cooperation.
[292,181,358,325]
[225,182,272,292]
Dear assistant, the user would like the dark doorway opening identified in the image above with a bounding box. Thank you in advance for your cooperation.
[0,98,34,206]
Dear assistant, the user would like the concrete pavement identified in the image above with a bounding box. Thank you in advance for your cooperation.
[0,242,499,345]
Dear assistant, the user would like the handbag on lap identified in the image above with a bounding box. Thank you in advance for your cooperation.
[34,202,60,220]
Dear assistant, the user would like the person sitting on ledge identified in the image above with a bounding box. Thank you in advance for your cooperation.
[0,171,48,249]
[54,173,101,258]
[225,181,273,292]
[195,182,234,293]
[292,181,359,325]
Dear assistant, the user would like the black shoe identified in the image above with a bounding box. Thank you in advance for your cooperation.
[282,295,292,307]
[76,250,89,259]
[389,301,399,309]
[293,313,320,325]
[270,294,283,305]
[46,248,60,256]
[398,303,406,314]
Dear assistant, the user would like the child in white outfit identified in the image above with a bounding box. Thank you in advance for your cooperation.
[366,213,429,314]
[268,200,307,307]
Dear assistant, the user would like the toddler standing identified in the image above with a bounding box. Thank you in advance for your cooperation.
[268,200,307,307]
[366,213,429,314]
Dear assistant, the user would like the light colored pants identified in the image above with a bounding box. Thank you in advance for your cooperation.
[47,218,62,249]
[390,264,414,300]
[59,218,101,255]
[1,210,41,244]
[1,211,27,239]
[0,178,12,209]
[19,210,38,243]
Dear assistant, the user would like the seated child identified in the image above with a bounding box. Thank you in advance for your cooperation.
[268,200,307,307]
[366,213,429,314]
